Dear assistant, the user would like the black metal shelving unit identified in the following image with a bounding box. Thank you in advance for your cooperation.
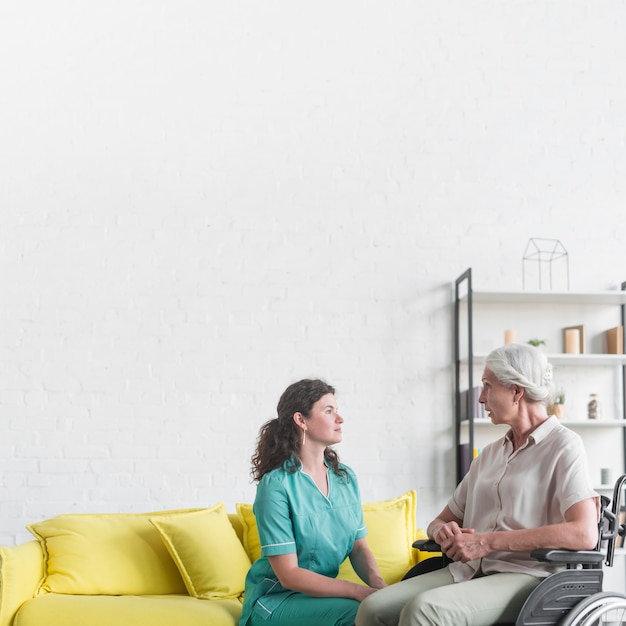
[454,268,626,485]
[454,268,473,484]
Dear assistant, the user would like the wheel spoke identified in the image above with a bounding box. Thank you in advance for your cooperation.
[559,593,626,626]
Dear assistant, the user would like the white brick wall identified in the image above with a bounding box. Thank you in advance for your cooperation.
[1,1,625,545]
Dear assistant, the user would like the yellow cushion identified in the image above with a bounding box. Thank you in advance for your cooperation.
[236,503,261,563]
[337,490,418,584]
[150,504,251,599]
[236,490,418,585]
[228,512,244,544]
[26,509,204,596]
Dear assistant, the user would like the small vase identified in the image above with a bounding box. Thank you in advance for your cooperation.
[587,394,601,420]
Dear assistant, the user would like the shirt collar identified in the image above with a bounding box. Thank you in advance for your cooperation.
[283,454,330,472]
[504,414,560,446]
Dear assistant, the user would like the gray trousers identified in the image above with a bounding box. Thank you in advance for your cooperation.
[355,566,541,626]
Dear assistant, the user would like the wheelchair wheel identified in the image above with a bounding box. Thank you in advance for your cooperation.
[558,591,626,626]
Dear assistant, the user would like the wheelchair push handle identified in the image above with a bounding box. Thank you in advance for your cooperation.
[604,473,626,567]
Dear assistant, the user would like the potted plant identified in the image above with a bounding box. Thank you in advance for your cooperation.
[548,389,566,419]
[527,338,547,348]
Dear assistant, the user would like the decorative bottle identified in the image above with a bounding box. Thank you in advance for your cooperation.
[587,394,601,420]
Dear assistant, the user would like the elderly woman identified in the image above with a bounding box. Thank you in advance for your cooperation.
[356,343,599,626]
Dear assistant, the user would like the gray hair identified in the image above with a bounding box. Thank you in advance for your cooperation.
[484,344,555,404]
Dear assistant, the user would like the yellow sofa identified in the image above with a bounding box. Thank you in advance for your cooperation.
[0,491,427,626]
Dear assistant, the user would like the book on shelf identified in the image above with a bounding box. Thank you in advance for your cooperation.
[459,443,472,477]
[460,386,487,421]
[606,326,624,355]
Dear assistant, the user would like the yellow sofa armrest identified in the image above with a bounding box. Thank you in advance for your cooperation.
[0,541,44,626]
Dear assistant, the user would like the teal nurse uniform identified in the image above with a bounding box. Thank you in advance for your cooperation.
[239,457,368,626]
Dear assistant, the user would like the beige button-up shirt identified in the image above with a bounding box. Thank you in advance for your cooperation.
[448,416,598,581]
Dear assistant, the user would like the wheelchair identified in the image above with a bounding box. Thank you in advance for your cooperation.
[406,474,626,626]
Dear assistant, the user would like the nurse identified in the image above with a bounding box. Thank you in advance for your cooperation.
[239,378,386,626]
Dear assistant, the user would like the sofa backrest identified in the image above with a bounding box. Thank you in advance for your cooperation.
[228,512,244,544]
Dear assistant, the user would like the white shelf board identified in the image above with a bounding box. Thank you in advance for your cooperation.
[560,420,626,428]
[460,290,626,306]
[549,354,626,366]
[561,420,626,428]
[462,419,626,428]
[465,353,626,366]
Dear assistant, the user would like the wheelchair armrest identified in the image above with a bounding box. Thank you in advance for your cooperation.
[413,542,604,567]
[412,539,442,552]
[530,548,605,566]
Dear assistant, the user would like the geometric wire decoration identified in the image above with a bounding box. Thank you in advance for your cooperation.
[522,238,570,291]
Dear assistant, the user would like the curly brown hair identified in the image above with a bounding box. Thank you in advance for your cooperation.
[250,379,348,482]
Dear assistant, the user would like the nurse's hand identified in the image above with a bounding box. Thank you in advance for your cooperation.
[368,574,387,590]
[354,585,382,601]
